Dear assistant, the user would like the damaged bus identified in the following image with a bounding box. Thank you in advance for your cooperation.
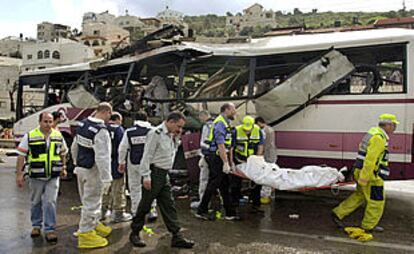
[14,28,414,180]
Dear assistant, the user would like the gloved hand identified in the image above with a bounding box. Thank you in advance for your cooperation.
[102,181,112,195]
[222,162,231,174]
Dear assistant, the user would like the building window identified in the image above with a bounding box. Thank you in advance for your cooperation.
[52,50,60,59]
[38,66,46,69]
[44,50,50,58]
[117,35,121,39]
[27,54,32,60]
[84,40,90,46]
[120,22,124,26]
[93,30,100,35]
[37,51,43,59]
[92,40,100,46]
[126,21,130,25]
[101,40,106,45]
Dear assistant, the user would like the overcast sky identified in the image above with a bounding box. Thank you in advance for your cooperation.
[0,0,412,38]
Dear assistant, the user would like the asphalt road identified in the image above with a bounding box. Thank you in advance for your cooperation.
[0,156,413,254]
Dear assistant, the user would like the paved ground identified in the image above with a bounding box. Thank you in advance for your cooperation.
[0,156,413,254]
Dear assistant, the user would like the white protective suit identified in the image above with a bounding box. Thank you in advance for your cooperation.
[237,156,345,191]
[71,117,112,233]
[118,120,156,215]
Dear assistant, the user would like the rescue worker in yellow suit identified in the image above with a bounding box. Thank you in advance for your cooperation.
[332,113,399,242]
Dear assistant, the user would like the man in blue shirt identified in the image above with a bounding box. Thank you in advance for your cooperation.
[196,103,238,220]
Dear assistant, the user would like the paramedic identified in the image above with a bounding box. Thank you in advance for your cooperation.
[196,103,238,220]
[15,112,67,243]
[332,113,399,241]
[232,116,265,213]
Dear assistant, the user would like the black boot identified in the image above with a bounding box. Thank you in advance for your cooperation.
[129,232,146,247]
[331,212,345,228]
[171,234,195,249]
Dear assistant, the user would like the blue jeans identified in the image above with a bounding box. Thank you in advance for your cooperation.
[29,177,59,233]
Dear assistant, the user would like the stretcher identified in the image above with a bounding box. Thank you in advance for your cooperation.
[233,156,354,193]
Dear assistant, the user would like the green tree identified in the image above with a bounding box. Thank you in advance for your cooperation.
[293,8,303,15]
[239,26,253,36]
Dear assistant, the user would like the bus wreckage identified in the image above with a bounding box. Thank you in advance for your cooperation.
[15,27,414,180]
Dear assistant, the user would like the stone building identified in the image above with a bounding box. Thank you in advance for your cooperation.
[37,22,71,41]
[226,3,277,32]
[0,57,21,120]
[156,6,184,22]
[21,38,95,71]
[0,36,35,58]
[81,22,130,56]
[82,11,116,28]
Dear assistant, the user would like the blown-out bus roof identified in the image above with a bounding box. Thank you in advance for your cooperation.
[20,28,414,78]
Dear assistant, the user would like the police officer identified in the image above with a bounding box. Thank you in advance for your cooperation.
[129,111,194,249]
[71,102,113,249]
[16,112,67,243]
[102,112,132,223]
[196,103,238,220]
[232,115,265,213]
[118,111,157,220]
[332,113,399,242]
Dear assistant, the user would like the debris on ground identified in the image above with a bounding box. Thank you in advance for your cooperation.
[207,242,326,254]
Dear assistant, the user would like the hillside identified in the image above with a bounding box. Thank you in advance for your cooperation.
[184,9,414,37]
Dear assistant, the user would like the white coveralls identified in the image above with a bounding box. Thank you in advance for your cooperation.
[198,123,211,201]
[71,117,112,233]
[118,120,156,215]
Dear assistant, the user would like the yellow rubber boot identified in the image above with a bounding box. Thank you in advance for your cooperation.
[78,230,108,249]
[344,227,365,239]
[261,197,271,205]
[357,232,374,242]
[95,222,112,238]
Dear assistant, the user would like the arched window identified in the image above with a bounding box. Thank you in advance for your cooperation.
[84,40,90,46]
[44,50,50,58]
[37,50,43,59]
[92,40,100,46]
[52,50,60,59]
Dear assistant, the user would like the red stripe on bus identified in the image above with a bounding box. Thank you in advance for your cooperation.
[314,98,414,105]
[276,131,411,154]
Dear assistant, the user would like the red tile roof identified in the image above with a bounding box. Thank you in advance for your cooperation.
[375,17,414,26]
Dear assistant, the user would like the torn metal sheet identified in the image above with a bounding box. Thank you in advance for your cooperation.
[67,85,100,109]
[254,50,355,125]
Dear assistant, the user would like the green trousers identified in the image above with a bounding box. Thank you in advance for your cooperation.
[130,167,180,235]
[333,174,385,230]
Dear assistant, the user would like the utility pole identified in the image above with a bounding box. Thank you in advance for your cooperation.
[402,0,407,16]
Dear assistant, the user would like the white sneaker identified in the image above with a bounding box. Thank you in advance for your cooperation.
[112,212,133,223]
[73,230,80,237]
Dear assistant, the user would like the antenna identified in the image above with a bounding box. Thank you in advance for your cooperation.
[402,0,406,11]
[165,0,172,9]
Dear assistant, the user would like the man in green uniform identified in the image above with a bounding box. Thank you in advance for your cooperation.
[129,111,194,249]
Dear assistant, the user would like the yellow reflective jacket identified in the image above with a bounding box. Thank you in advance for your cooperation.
[354,127,389,185]
[28,128,64,178]
[234,124,262,162]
